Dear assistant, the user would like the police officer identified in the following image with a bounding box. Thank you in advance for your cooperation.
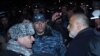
[32,13,67,56]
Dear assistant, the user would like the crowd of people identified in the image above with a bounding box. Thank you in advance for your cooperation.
[0,1,100,56]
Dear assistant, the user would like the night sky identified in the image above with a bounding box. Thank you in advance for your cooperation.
[0,0,98,11]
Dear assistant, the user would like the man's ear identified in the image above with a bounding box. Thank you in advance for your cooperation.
[76,22,81,30]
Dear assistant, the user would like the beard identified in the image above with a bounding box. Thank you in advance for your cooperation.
[69,30,78,38]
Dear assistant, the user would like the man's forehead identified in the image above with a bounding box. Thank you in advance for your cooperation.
[70,15,77,20]
[34,20,46,23]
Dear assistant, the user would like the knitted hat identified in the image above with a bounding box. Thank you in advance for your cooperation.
[9,22,35,40]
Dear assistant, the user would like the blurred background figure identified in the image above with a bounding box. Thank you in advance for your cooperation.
[90,10,100,35]
[89,9,100,56]
[0,13,11,43]
[0,35,6,51]
[49,11,70,46]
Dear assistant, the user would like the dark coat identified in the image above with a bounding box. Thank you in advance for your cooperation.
[67,28,96,56]
[0,50,24,56]
[88,35,100,56]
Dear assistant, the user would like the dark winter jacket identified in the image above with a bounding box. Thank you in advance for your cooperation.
[0,50,24,56]
[67,28,96,56]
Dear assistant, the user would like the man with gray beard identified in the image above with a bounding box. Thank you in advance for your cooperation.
[67,13,96,56]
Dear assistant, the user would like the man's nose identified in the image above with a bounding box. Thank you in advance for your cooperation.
[39,23,42,27]
[67,25,69,30]
[31,36,35,42]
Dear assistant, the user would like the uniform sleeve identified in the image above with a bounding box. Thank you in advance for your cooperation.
[57,34,67,56]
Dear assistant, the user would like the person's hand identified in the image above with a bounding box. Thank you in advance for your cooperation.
[52,12,62,22]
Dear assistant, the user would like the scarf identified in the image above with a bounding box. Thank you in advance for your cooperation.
[6,39,33,56]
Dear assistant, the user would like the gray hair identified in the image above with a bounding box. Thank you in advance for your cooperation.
[72,13,89,27]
